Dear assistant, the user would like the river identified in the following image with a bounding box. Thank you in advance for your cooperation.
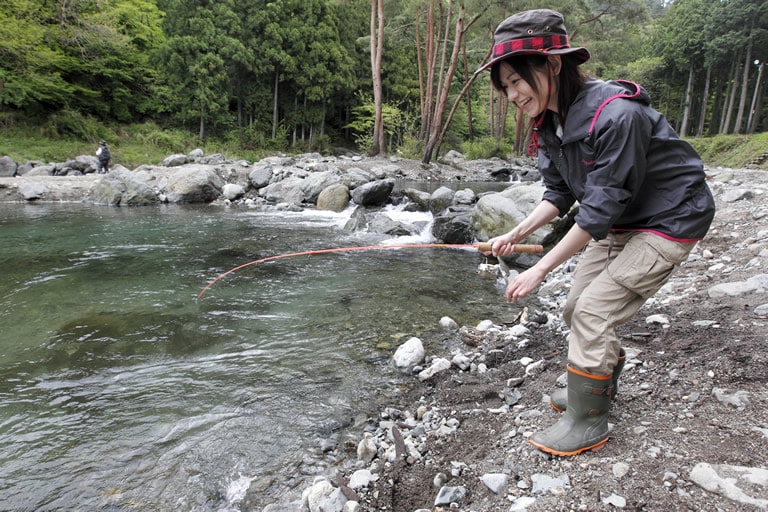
[0,198,520,511]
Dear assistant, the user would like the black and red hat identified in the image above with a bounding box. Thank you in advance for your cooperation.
[476,9,590,73]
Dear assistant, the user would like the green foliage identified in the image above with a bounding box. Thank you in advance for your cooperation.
[460,137,513,160]
[687,133,768,169]
[397,135,424,160]
[40,110,104,141]
[346,96,415,152]
[0,0,766,155]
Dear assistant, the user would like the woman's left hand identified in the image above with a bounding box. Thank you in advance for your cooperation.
[505,265,548,303]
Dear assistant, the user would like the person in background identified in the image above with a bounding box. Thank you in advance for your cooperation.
[96,140,111,174]
[477,9,715,456]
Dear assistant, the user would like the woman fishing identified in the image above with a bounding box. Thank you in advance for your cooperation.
[479,9,715,456]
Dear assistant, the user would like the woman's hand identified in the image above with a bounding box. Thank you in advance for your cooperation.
[505,265,548,303]
[488,232,522,257]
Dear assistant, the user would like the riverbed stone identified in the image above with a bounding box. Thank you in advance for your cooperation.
[689,463,768,509]
[0,156,17,177]
[393,337,425,369]
[351,178,394,206]
[163,165,224,203]
[317,184,350,212]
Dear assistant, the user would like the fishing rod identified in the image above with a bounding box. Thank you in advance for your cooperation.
[196,241,543,300]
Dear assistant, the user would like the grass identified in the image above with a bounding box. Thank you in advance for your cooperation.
[687,132,768,170]
[0,122,273,169]
[1,122,766,170]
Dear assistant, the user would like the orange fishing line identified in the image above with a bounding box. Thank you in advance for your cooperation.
[196,242,543,300]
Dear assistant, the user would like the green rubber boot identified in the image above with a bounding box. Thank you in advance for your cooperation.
[550,348,626,412]
[529,366,612,456]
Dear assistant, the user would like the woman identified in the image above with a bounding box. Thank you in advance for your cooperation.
[478,9,715,456]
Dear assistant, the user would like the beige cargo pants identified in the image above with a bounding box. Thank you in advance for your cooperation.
[563,231,697,376]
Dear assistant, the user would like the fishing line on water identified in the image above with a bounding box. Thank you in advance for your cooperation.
[196,242,543,300]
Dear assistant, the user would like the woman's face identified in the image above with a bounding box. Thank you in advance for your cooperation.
[497,60,558,116]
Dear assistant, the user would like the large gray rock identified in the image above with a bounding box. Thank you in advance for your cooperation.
[351,178,395,206]
[472,183,551,243]
[367,213,414,236]
[86,167,158,206]
[261,176,306,205]
[403,188,431,211]
[316,184,350,212]
[222,183,245,201]
[163,165,224,203]
[301,170,342,204]
[18,182,49,201]
[341,166,377,189]
[162,154,188,167]
[432,208,474,244]
[25,164,56,177]
[249,164,274,189]
[429,186,455,213]
[0,156,18,177]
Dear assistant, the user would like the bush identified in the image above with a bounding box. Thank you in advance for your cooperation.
[40,110,103,141]
[460,137,513,160]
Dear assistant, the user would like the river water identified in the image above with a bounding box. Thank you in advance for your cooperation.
[0,198,516,511]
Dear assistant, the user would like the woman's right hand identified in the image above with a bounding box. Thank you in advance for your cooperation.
[488,231,522,257]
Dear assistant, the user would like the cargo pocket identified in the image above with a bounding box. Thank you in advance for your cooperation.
[607,246,676,299]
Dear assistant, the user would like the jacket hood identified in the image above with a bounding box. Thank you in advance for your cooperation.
[560,79,651,145]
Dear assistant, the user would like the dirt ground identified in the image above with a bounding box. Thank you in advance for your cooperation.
[345,168,768,512]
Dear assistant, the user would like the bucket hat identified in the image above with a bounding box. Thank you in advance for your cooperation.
[476,9,590,73]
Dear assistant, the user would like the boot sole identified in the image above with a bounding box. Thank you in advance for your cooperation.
[528,436,609,456]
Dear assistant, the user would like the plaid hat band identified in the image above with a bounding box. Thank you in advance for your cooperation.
[493,34,571,58]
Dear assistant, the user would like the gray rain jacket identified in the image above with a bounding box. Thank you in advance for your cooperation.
[535,79,715,242]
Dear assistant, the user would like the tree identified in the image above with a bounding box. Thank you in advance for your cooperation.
[157,0,248,139]
[0,0,164,123]
[370,0,385,155]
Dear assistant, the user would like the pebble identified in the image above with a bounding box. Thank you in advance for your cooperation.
[601,493,627,507]
[613,462,631,479]
[480,473,509,495]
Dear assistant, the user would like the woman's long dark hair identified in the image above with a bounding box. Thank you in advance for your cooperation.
[490,54,587,124]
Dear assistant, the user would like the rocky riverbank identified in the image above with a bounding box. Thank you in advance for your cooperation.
[246,169,768,512]
[2,151,767,511]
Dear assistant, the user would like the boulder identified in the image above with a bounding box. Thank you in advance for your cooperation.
[222,183,246,201]
[162,154,188,167]
[163,165,224,203]
[472,183,551,243]
[86,167,158,206]
[316,184,350,212]
[301,170,342,204]
[432,207,474,244]
[0,156,18,177]
[249,163,274,189]
[261,176,306,205]
[403,188,431,211]
[351,178,395,206]
[429,186,455,213]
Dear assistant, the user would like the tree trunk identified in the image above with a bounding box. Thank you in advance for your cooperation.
[462,43,474,140]
[680,66,694,137]
[422,0,438,141]
[734,35,753,133]
[415,9,426,140]
[370,0,385,156]
[721,52,741,134]
[696,66,711,137]
[423,4,463,163]
[272,69,279,139]
[748,62,765,134]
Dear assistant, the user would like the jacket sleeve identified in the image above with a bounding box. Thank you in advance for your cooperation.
[539,148,576,217]
[575,101,652,240]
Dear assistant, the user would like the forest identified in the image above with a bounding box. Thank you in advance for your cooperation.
[1,0,766,162]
